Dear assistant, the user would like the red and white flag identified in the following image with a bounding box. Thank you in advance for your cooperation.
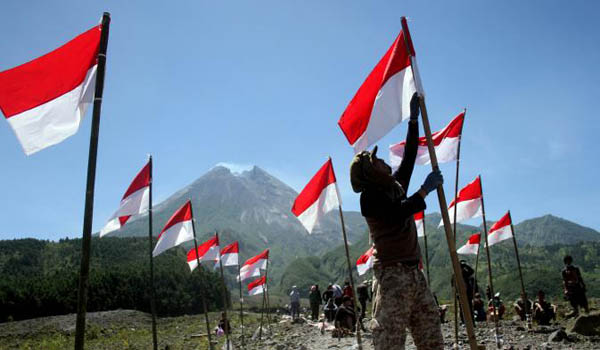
[219,241,239,267]
[414,211,425,237]
[356,246,374,276]
[439,176,483,227]
[488,212,513,247]
[292,159,341,234]
[239,249,269,281]
[187,235,220,272]
[389,111,465,169]
[0,25,102,155]
[338,19,423,153]
[457,232,481,255]
[153,201,195,257]
[100,161,150,237]
[247,276,267,296]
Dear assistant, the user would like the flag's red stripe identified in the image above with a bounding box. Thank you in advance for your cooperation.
[0,25,101,118]
[395,112,464,148]
[338,30,412,146]
[414,211,424,221]
[118,215,131,226]
[292,159,337,216]
[356,247,374,265]
[159,201,192,238]
[187,235,218,262]
[468,232,481,244]
[489,212,511,234]
[449,176,482,207]
[221,241,239,255]
[122,161,151,200]
[247,276,266,290]
[242,249,269,267]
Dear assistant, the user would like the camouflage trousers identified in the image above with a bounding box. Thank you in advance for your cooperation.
[371,263,443,350]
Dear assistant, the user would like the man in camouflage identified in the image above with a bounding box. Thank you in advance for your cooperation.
[351,93,444,349]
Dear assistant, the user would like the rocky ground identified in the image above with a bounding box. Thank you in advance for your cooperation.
[1,309,600,349]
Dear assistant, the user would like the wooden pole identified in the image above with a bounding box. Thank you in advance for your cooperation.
[216,232,230,350]
[265,258,272,333]
[237,260,245,349]
[190,205,214,350]
[422,213,430,286]
[452,109,464,346]
[74,13,111,350]
[508,211,526,299]
[148,156,158,350]
[400,17,480,350]
[478,176,501,345]
[338,205,363,350]
[259,286,265,340]
[474,237,481,295]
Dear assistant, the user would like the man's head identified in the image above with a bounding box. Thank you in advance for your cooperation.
[564,255,573,265]
[537,290,545,301]
[520,292,528,300]
[342,295,352,307]
[350,146,400,195]
[344,280,349,286]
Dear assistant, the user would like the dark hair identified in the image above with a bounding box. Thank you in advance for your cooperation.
[537,290,545,296]
[564,255,573,264]
[342,295,352,303]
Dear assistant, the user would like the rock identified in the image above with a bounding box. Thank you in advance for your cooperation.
[275,344,286,350]
[515,326,526,331]
[548,329,568,342]
[567,311,600,336]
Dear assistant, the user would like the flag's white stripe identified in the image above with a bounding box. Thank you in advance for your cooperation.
[296,182,340,234]
[457,243,479,255]
[238,264,262,282]
[6,65,97,155]
[100,186,149,237]
[352,67,417,153]
[248,284,267,296]
[415,218,424,237]
[438,198,482,227]
[188,245,220,272]
[221,252,239,267]
[488,224,513,247]
[152,220,194,257]
[390,137,459,170]
[357,255,374,276]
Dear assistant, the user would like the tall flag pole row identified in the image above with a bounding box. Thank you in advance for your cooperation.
[292,158,363,350]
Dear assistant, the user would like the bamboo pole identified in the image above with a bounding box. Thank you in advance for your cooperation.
[265,258,272,333]
[337,205,363,350]
[508,211,526,299]
[190,205,214,350]
[148,156,158,350]
[422,213,430,286]
[74,13,111,350]
[259,285,265,340]
[216,232,230,350]
[400,16,480,350]
[237,258,245,349]
[453,109,465,346]
[478,176,501,346]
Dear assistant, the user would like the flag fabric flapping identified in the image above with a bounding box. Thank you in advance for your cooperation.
[100,161,151,237]
[457,233,481,255]
[338,27,422,153]
[414,211,425,237]
[247,276,267,296]
[187,235,220,272]
[0,25,102,155]
[487,212,513,247]
[356,246,374,276]
[439,176,483,227]
[292,159,341,234]
[219,241,239,267]
[238,249,269,281]
[152,201,195,257]
[389,111,465,169]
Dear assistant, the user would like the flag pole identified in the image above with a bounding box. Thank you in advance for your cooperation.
[74,12,111,350]
[508,211,526,300]
[148,156,158,350]
[190,204,214,350]
[474,238,481,295]
[452,108,465,348]
[400,17,480,350]
[337,204,364,350]
[216,232,231,350]
[259,285,265,341]
[237,259,245,349]
[478,176,501,346]
[265,258,272,333]
[423,212,430,286]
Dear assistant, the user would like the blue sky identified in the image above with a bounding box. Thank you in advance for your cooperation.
[1,1,599,240]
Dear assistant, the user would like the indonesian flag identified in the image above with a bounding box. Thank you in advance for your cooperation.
[487,212,513,247]
[0,25,101,155]
[356,246,374,276]
[152,201,195,257]
[239,249,269,282]
[414,211,425,237]
[100,161,150,237]
[292,159,341,234]
[187,235,220,272]
[219,241,239,267]
[439,176,483,227]
[389,111,465,169]
[338,18,423,153]
[457,232,481,255]
[248,276,267,296]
